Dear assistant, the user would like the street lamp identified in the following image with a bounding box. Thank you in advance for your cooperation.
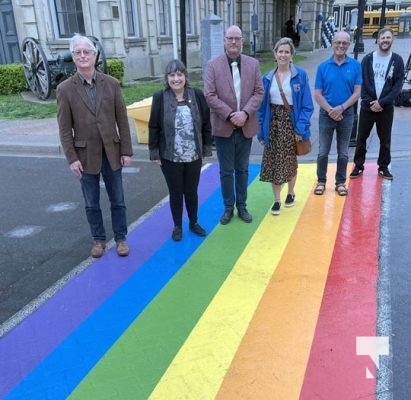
[379,0,387,30]
[354,0,366,56]
[349,0,366,146]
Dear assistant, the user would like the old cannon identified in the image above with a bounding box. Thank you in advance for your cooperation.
[21,36,107,100]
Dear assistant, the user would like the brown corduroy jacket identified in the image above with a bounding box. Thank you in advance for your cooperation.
[57,71,132,174]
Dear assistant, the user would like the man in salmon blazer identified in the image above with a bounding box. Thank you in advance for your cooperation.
[204,25,264,225]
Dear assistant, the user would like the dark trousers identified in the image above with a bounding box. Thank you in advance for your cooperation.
[354,107,394,170]
[214,129,252,211]
[80,152,127,242]
[160,158,202,228]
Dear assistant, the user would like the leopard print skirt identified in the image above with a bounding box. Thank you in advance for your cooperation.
[260,104,298,185]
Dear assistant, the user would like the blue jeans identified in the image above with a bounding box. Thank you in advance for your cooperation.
[80,152,127,242]
[214,129,252,210]
[317,109,354,185]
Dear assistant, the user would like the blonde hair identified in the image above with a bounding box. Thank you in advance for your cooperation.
[273,37,296,56]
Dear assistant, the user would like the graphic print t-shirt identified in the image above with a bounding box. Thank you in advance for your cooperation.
[373,51,392,99]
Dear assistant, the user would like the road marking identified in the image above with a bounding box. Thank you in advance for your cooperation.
[377,180,393,399]
[216,165,342,399]
[46,202,79,212]
[122,166,140,173]
[300,167,381,399]
[4,225,45,238]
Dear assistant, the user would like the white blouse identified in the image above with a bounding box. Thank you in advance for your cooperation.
[270,72,293,106]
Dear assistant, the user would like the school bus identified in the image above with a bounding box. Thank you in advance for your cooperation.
[363,10,407,38]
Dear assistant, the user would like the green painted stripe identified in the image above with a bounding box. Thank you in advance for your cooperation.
[69,177,272,400]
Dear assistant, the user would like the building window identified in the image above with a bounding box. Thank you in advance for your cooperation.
[344,11,351,27]
[125,0,140,37]
[159,0,169,35]
[54,0,85,38]
[186,0,194,35]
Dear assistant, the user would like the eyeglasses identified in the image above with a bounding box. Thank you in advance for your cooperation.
[333,41,350,46]
[72,49,95,57]
[225,36,243,42]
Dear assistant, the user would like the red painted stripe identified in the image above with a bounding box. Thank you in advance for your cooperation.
[301,168,382,399]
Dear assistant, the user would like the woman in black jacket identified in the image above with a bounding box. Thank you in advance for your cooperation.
[149,59,212,241]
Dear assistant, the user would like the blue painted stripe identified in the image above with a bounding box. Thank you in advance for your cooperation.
[6,165,260,400]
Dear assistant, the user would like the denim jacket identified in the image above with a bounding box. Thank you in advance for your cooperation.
[257,65,314,145]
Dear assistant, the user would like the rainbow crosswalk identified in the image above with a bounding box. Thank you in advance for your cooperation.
[0,162,384,399]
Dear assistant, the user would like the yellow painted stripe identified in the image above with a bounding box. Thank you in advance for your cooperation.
[149,164,317,399]
[216,164,346,399]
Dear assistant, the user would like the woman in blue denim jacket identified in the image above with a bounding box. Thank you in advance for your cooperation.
[257,37,313,216]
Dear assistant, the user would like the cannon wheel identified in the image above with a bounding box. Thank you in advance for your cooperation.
[22,37,52,100]
[88,36,108,74]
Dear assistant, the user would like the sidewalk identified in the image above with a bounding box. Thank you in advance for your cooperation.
[0,38,410,162]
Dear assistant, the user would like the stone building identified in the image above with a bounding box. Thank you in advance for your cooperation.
[1,0,335,82]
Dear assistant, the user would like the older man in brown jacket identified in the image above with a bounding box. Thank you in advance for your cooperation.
[57,35,133,258]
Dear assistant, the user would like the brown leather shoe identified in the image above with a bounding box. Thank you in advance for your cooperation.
[116,240,129,257]
[91,241,106,258]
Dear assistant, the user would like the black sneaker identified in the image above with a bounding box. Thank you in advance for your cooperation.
[271,202,281,216]
[189,223,206,237]
[378,168,393,180]
[350,166,364,178]
[171,226,182,241]
[284,194,295,208]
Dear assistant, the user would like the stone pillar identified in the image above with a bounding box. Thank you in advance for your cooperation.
[14,0,39,42]
[200,13,224,80]
[145,0,164,77]
[95,0,125,57]
[302,0,325,49]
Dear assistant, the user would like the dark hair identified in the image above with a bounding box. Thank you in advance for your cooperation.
[164,59,189,89]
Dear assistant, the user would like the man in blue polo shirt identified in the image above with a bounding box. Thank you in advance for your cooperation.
[313,31,362,196]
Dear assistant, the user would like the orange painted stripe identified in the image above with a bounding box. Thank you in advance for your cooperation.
[300,167,381,399]
[216,165,346,399]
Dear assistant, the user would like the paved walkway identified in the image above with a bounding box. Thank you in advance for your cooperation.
[1,38,410,162]
[1,38,411,399]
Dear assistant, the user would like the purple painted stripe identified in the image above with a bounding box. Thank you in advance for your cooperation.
[0,164,220,398]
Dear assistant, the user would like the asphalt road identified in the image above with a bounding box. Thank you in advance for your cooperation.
[0,155,168,324]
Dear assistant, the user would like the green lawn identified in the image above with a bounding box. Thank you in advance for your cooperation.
[0,54,304,120]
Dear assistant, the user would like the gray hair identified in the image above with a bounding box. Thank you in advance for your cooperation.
[273,37,296,56]
[69,34,97,53]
